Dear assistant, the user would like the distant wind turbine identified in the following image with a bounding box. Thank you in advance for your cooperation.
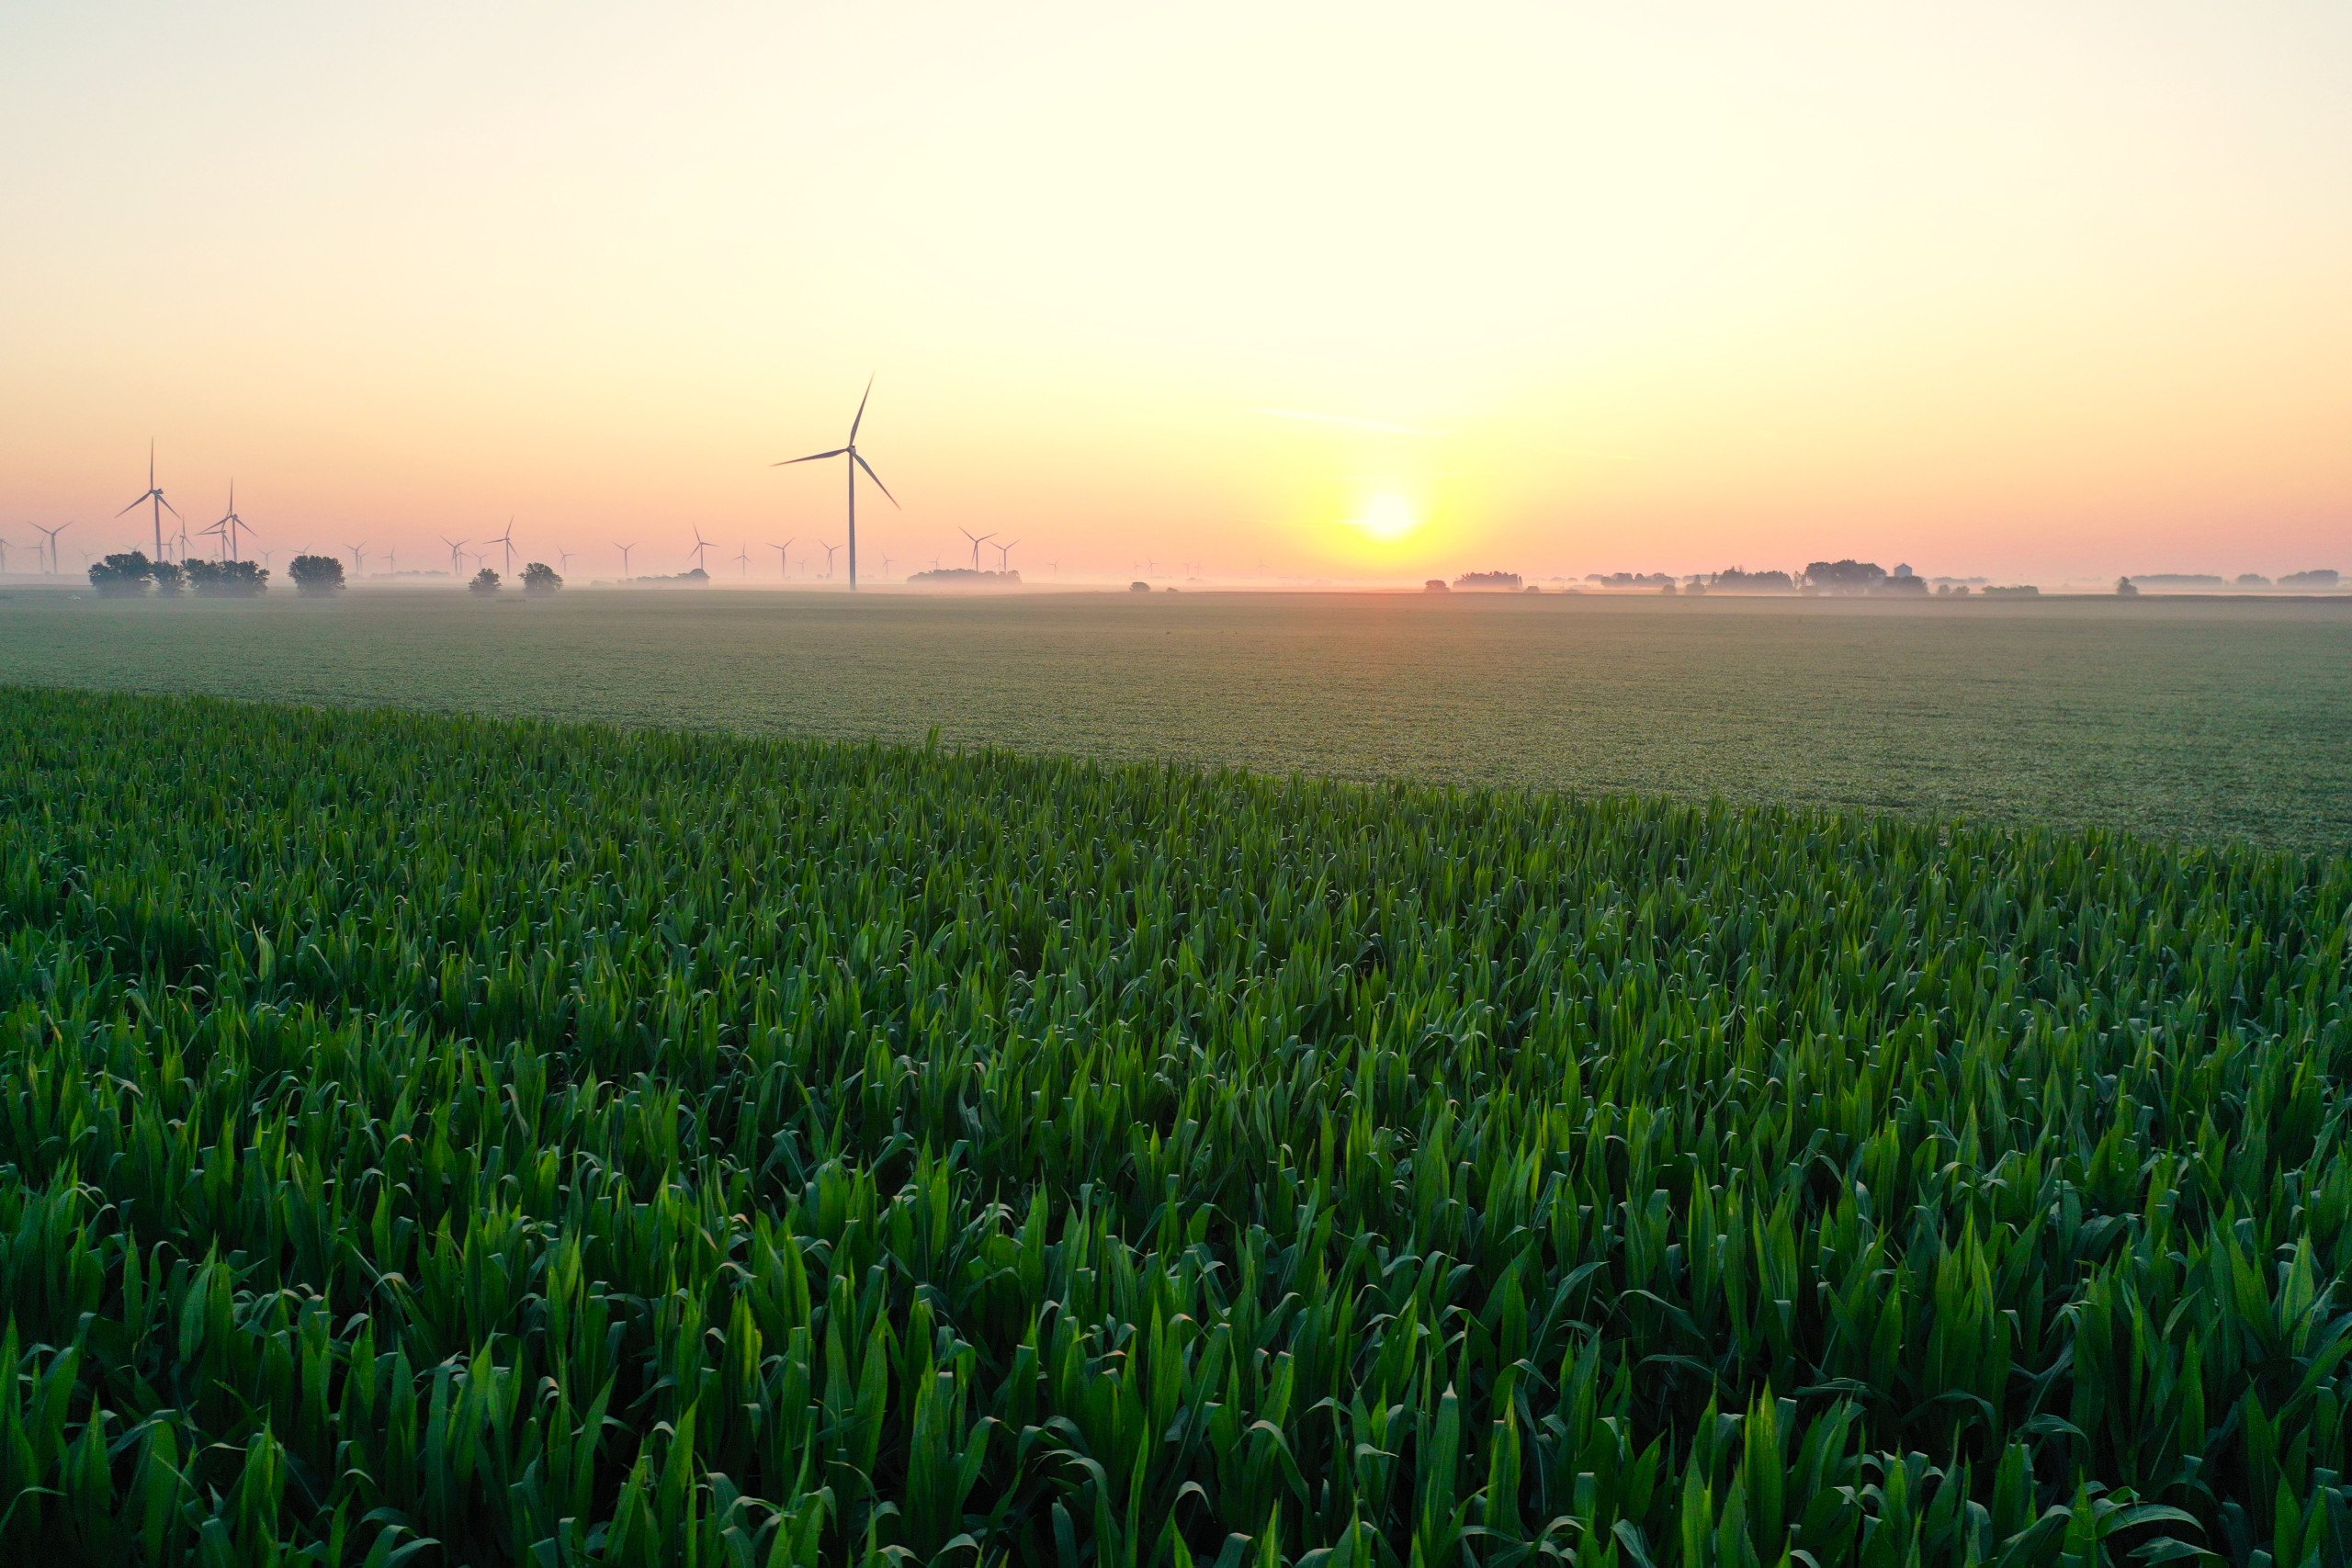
[994,538,1020,572]
[557,547,573,574]
[734,545,751,577]
[34,521,72,574]
[385,547,398,574]
[768,537,794,577]
[686,527,713,573]
[212,481,254,558]
[880,554,893,581]
[616,542,635,576]
[820,540,840,579]
[347,542,368,576]
[116,442,181,559]
[442,536,468,576]
[959,527,993,570]
[773,375,897,592]
[490,518,516,577]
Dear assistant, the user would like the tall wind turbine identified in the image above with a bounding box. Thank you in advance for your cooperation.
[616,542,636,576]
[347,542,368,577]
[490,518,516,576]
[686,527,713,573]
[994,538,1021,572]
[959,527,993,570]
[767,537,794,577]
[116,443,180,558]
[34,522,71,574]
[820,540,839,579]
[557,547,573,574]
[772,375,897,592]
[213,481,252,558]
[733,545,751,577]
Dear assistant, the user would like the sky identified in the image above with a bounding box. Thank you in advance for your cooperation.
[4,2,2348,583]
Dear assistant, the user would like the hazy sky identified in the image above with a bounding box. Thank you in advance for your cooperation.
[5,3,2347,581]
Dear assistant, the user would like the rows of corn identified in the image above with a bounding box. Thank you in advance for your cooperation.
[0,685,2345,1566]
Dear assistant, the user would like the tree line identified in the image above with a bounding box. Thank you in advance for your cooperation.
[88,552,564,597]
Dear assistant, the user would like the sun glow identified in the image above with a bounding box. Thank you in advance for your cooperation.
[1351,493,1420,543]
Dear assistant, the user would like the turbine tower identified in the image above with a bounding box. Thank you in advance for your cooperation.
[734,545,751,577]
[820,540,839,579]
[442,536,468,577]
[994,538,1021,572]
[213,481,252,558]
[491,518,517,577]
[616,542,635,576]
[768,537,794,577]
[959,527,993,570]
[686,527,713,573]
[34,522,71,574]
[347,542,368,576]
[117,443,180,558]
[773,375,897,592]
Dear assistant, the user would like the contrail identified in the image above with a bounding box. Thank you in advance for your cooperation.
[1247,407,1438,437]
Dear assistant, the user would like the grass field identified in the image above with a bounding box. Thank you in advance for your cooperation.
[1,686,2346,1563]
[0,587,2346,850]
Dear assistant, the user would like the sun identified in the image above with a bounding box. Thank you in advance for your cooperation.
[1351,493,1420,542]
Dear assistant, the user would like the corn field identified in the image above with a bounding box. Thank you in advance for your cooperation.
[0,685,2346,1566]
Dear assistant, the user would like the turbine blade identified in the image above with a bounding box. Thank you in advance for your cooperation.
[848,373,874,442]
[773,448,846,466]
[161,497,182,520]
[116,495,149,516]
[853,453,898,507]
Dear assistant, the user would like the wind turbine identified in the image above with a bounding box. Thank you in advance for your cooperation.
[347,542,368,576]
[994,538,1020,572]
[733,545,751,577]
[881,554,893,581]
[34,522,71,574]
[443,536,468,577]
[767,537,794,577]
[686,527,713,573]
[212,481,253,558]
[959,528,993,570]
[116,442,180,558]
[490,518,516,576]
[557,547,573,574]
[616,542,636,576]
[820,540,839,579]
[772,375,897,591]
[385,547,398,574]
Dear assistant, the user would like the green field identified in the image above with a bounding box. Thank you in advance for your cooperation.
[1,587,2346,850]
[1,686,2346,1563]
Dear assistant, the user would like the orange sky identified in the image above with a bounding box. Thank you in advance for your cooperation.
[4,3,2347,582]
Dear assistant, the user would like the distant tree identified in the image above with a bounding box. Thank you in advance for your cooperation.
[1802,559,1886,594]
[1453,570,1521,590]
[521,561,562,595]
[151,560,185,596]
[469,568,502,595]
[1709,568,1796,593]
[2235,573,2271,587]
[288,555,345,595]
[2281,569,2340,588]
[2117,577,2139,597]
[185,558,269,597]
[89,551,154,596]
[1424,579,1449,592]
[1129,581,1151,593]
